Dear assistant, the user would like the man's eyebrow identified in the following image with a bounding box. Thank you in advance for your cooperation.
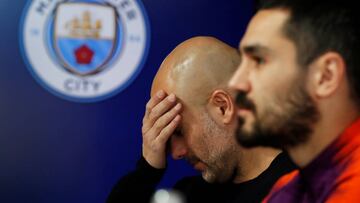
[241,44,271,56]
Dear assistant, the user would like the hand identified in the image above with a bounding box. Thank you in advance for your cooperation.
[142,90,182,169]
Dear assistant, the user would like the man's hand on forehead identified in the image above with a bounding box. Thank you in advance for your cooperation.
[142,90,182,169]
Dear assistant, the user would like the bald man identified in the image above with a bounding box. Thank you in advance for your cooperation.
[106,37,295,203]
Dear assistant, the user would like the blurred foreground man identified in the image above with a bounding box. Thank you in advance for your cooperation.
[107,37,295,203]
[229,0,360,202]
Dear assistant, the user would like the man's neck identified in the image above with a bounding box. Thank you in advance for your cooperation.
[233,147,281,183]
[287,105,360,168]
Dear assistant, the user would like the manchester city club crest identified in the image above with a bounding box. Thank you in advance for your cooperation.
[54,3,119,76]
[20,0,150,102]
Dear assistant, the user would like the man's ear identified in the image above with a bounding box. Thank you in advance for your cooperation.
[310,52,345,99]
[206,89,234,125]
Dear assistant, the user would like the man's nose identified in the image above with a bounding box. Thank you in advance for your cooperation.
[170,136,188,160]
[228,61,251,93]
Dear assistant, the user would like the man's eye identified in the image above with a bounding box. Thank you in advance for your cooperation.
[253,56,265,65]
[173,129,182,137]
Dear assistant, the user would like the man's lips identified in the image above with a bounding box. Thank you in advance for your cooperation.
[186,156,206,171]
[193,162,206,171]
[237,108,253,116]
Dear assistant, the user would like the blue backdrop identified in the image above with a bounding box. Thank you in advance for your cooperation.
[0,0,253,202]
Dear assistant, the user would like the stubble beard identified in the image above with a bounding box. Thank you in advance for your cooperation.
[235,80,320,149]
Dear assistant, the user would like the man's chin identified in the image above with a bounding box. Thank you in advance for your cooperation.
[236,119,260,147]
[235,129,260,148]
[202,172,232,184]
[201,171,217,183]
[235,119,283,148]
[236,129,293,149]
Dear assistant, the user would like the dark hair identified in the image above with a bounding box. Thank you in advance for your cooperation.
[257,0,360,104]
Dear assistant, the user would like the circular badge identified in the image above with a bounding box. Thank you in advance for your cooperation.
[20,0,150,102]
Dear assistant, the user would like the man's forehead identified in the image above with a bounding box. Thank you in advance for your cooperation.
[150,78,192,117]
[239,9,290,52]
[150,81,168,97]
[150,72,174,96]
[151,75,193,108]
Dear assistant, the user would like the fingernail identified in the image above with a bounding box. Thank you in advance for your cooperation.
[157,90,165,98]
[168,94,176,102]
[175,103,182,110]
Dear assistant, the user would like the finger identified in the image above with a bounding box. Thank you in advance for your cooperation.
[146,102,182,139]
[157,115,181,145]
[142,91,167,133]
[144,90,166,118]
[146,93,177,126]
